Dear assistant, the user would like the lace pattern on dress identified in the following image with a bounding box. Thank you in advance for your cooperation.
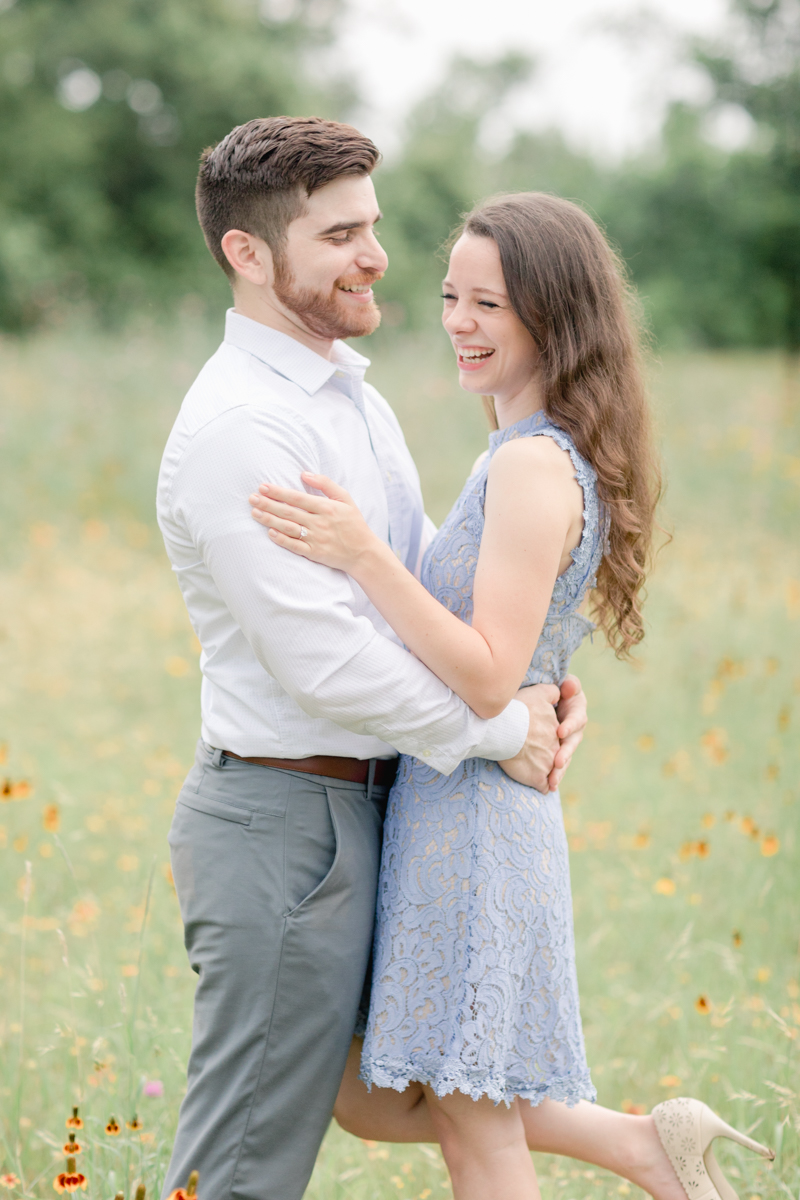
[360,410,605,1107]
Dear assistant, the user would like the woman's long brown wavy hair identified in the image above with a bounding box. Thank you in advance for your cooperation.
[459,192,660,657]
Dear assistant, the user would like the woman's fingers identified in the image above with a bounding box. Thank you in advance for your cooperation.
[251,508,307,540]
[255,483,325,513]
[250,493,315,525]
[267,528,312,556]
[301,472,353,504]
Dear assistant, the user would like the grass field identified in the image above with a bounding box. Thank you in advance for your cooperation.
[0,318,798,1200]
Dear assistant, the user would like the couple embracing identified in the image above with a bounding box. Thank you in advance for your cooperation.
[157,117,772,1200]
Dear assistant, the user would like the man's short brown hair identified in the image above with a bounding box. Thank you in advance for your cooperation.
[196,116,381,278]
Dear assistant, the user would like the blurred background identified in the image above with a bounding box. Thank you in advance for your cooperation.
[0,2,798,1200]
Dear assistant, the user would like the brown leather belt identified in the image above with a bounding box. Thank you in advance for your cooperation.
[222,751,398,788]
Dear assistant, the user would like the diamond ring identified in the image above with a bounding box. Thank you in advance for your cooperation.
[298,526,309,539]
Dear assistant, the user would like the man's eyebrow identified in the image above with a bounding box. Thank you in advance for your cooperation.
[318,212,383,237]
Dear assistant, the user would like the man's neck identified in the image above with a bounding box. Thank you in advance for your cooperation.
[232,289,335,361]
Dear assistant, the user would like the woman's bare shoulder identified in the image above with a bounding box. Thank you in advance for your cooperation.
[488,431,576,481]
[470,449,490,474]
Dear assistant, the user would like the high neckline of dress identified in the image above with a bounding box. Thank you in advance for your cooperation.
[488,407,550,453]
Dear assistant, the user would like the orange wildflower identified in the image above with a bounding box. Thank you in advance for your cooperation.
[659,1074,682,1088]
[761,835,780,857]
[621,1100,646,1115]
[695,995,711,1014]
[65,1108,83,1130]
[700,728,728,764]
[126,1116,143,1131]
[43,804,60,832]
[105,1117,121,1136]
[1,1176,20,1190]
[732,931,743,947]
[62,1134,81,1156]
[654,878,676,896]
[53,1159,87,1193]
[167,1170,198,1200]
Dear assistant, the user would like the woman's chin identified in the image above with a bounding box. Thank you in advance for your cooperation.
[457,371,493,394]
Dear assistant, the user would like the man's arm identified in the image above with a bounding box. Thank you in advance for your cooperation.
[173,406,529,777]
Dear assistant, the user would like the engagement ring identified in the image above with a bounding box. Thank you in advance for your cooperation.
[298,526,309,539]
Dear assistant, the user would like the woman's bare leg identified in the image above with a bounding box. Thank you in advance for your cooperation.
[333,1039,431,1142]
[520,1100,685,1200]
[425,1087,540,1200]
[335,1040,685,1200]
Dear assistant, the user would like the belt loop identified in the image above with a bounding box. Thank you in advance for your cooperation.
[211,747,225,768]
[366,758,377,802]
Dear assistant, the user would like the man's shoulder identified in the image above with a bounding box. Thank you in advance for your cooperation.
[157,343,319,505]
[178,342,295,428]
[170,344,318,449]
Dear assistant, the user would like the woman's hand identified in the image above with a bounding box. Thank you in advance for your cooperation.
[249,472,378,572]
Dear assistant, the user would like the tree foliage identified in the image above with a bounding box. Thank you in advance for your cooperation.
[0,0,349,327]
[0,0,797,347]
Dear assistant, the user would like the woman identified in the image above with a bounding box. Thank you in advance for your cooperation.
[249,194,773,1200]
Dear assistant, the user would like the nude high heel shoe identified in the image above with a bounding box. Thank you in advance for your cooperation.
[652,1097,775,1200]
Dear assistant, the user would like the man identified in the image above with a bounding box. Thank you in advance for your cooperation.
[157,116,588,1200]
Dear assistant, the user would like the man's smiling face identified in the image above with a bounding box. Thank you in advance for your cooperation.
[274,172,388,341]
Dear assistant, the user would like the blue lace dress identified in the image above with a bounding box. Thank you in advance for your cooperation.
[359,410,605,1107]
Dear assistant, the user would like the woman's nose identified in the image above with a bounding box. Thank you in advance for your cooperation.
[443,302,476,335]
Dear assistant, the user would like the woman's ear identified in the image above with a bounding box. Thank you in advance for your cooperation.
[220,229,274,287]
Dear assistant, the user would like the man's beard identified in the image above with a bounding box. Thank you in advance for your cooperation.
[273,260,383,341]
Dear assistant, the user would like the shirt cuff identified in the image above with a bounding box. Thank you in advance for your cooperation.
[471,698,529,762]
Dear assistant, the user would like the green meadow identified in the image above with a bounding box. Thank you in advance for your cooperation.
[0,320,798,1200]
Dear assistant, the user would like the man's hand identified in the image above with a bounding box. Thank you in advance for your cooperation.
[548,674,588,792]
[498,684,560,791]
[498,675,588,792]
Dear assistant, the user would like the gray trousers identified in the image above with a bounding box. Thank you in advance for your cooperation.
[163,741,387,1200]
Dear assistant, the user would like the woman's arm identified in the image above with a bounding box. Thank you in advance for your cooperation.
[250,436,582,720]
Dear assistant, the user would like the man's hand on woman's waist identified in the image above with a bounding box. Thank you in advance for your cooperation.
[497,675,587,792]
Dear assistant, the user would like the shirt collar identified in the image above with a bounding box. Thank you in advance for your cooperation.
[224,309,370,396]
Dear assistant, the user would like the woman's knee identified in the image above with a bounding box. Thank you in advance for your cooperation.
[427,1091,524,1165]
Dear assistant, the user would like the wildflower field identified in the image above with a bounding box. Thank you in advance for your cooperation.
[0,320,798,1200]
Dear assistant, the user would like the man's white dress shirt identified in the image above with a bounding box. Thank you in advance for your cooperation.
[157,310,528,776]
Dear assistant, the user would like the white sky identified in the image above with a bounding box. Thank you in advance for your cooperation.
[334,0,731,160]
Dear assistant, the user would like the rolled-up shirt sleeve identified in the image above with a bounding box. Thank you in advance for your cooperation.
[172,405,528,776]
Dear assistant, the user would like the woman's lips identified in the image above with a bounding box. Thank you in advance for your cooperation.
[457,348,495,372]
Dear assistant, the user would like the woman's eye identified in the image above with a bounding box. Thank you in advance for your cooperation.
[441,292,456,300]
[479,300,499,309]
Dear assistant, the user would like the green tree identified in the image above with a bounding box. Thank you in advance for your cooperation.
[373,53,537,328]
[593,0,800,349]
[696,0,800,350]
[0,0,350,328]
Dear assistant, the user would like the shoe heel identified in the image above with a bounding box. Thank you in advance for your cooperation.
[704,1146,740,1200]
[701,1108,775,1160]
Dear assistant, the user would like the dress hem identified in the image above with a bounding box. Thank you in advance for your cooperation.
[360,1055,597,1109]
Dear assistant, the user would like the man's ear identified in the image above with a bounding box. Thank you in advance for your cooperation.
[220,229,274,287]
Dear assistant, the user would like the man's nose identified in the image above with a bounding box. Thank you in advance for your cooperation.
[355,231,388,274]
